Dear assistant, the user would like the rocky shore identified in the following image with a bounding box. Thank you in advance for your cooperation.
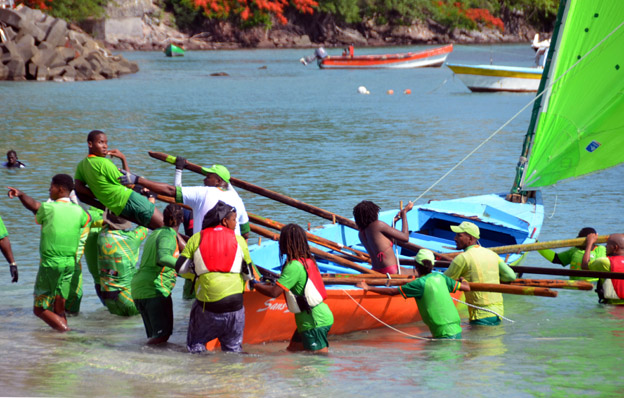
[0,6,138,81]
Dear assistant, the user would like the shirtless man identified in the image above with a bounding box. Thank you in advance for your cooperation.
[352,200,413,274]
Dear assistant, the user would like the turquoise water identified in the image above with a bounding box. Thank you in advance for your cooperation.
[1,45,624,396]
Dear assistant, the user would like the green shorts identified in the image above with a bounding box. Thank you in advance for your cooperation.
[102,287,140,316]
[470,316,501,326]
[34,257,74,310]
[134,295,174,339]
[65,261,83,314]
[293,325,331,351]
[120,191,155,228]
[435,332,462,340]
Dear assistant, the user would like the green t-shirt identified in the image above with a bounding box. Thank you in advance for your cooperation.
[35,199,91,260]
[445,245,515,321]
[557,246,606,281]
[131,227,179,299]
[180,231,252,303]
[399,272,462,338]
[277,259,334,333]
[0,215,8,240]
[75,155,133,215]
[98,225,148,292]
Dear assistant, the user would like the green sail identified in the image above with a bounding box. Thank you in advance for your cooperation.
[520,0,624,190]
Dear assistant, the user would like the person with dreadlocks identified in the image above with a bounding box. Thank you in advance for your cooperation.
[357,249,470,339]
[352,200,414,274]
[175,201,254,353]
[253,224,334,354]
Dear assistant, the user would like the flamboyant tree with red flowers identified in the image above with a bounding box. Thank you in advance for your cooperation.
[193,0,317,25]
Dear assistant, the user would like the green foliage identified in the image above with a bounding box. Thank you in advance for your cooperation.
[163,0,203,30]
[318,0,360,24]
[18,0,107,22]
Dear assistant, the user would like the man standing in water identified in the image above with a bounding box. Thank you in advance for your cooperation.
[74,130,164,229]
[582,233,624,305]
[444,221,516,326]
[8,174,91,332]
[352,200,414,274]
[0,214,18,283]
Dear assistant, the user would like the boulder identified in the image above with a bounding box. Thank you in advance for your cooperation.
[0,8,22,29]
[6,58,26,80]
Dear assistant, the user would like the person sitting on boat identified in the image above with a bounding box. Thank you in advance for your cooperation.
[537,227,604,282]
[75,130,164,229]
[253,223,334,354]
[3,149,25,168]
[0,214,18,283]
[444,222,516,326]
[357,249,470,339]
[132,204,184,345]
[7,174,91,332]
[97,210,148,316]
[352,200,414,274]
[175,201,254,353]
[300,47,328,66]
[581,233,624,305]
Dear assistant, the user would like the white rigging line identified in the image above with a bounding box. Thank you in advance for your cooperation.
[411,20,624,204]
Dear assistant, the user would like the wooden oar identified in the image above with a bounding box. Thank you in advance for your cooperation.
[321,277,557,297]
[488,235,610,255]
[250,224,381,275]
[148,151,456,262]
[249,213,371,262]
[511,266,624,280]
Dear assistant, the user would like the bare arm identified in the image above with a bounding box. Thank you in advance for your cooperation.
[74,179,104,209]
[384,202,414,243]
[0,237,15,264]
[7,187,40,215]
[581,233,598,270]
[136,177,177,198]
[356,280,400,296]
[107,149,129,172]
[458,277,470,291]
[254,281,284,298]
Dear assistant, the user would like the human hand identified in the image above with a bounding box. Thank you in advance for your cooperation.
[459,277,467,284]
[356,280,369,291]
[7,187,21,198]
[586,232,598,246]
[248,279,258,290]
[107,149,125,159]
[403,201,414,213]
[118,169,140,185]
[10,264,18,283]
[174,157,186,170]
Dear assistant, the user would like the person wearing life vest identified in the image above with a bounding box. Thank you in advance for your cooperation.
[253,223,334,354]
[582,233,624,305]
[175,201,255,353]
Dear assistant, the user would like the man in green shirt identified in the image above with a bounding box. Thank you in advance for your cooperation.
[132,204,184,345]
[357,249,470,339]
[537,227,604,282]
[0,214,18,283]
[8,174,91,332]
[97,211,148,316]
[74,130,163,229]
[444,221,516,326]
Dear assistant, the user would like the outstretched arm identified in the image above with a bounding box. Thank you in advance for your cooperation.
[385,202,414,242]
[254,281,284,298]
[356,280,400,296]
[7,187,40,215]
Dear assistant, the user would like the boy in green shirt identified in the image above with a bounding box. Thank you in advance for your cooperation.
[357,249,470,339]
[132,204,184,344]
[74,130,163,229]
[8,174,91,332]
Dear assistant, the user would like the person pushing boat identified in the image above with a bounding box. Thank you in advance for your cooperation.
[353,200,414,274]
[74,130,164,229]
[582,233,624,305]
[444,221,516,326]
[8,174,91,332]
[0,214,18,283]
[357,249,470,339]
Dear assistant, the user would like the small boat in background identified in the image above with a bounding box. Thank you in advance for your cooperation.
[446,63,542,92]
[315,44,453,69]
[164,43,184,57]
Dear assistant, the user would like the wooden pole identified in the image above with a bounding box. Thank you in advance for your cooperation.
[488,235,610,254]
[148,151,455,262]
[511,265,624,280]
[250,224,381,275]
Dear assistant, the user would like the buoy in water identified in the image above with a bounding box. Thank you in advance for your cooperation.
[404,89,411,95]
[358,86,370,95]
[387,89,394,95]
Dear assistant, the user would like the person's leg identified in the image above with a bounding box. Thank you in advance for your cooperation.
[148,207,164,230]
[142,295,174,345]
[299,325,331,355]
[33,305,69,332]
[33,259,71,332]
[65,262,83,315]
[217,307,245,352]
[286,330,305,352]
[186,300,219,353]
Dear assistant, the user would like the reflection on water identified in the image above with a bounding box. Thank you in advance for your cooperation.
[2,45,624,396]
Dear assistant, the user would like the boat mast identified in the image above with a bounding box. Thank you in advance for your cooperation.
[508,0,569,202]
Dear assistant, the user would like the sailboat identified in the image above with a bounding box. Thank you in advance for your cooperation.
[230,0,624,345]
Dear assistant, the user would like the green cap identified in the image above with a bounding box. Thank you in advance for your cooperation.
[203,164,230,184]
[450,221,480,239]
[414,249,435,266]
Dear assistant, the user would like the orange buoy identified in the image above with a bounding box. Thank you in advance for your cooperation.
[404,89,411,95]
[387,89,394,95]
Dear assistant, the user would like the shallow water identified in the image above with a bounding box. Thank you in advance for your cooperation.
[1,44,624,396]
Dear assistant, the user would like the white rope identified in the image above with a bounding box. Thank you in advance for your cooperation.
[411,20,624,204]
[547,190,558,219]
[451,297,515,323]
[341,289,431,340]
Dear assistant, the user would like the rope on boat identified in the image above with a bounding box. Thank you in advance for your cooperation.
[451,297,515,323]
[547,191,558,219]
[426,77,449,94]
[341,289,431,341]
[410,20,624,205]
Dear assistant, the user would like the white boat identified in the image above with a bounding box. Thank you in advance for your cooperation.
[447,63,542,92]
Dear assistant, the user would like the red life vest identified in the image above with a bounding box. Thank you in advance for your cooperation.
[193,226,242,275]
[284,258,328,314]
[608,256,624,299]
